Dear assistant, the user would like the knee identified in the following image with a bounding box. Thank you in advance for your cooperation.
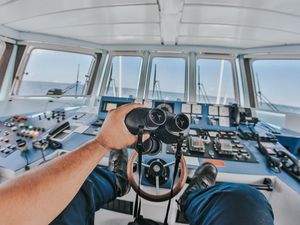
[219,183,272,211]
[221,183,266,200]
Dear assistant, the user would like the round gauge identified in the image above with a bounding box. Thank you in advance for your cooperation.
[156,103,173,113]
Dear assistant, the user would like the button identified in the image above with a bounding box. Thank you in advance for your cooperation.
[11,126,18,132]
[9,145,16,150]
[236,144,244,148]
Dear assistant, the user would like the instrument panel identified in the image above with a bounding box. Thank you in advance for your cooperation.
[0,109,73,158]
[166,129,257,163]
[0,96,299,186]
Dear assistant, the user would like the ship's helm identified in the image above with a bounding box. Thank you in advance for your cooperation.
[124,108,190,224]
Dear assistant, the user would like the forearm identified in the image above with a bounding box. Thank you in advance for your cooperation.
[0,139,109,225]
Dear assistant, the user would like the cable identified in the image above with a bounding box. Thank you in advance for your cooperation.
[24,152,30,171]
[40,149,46,162]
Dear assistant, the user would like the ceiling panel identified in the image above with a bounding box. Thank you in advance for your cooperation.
[75,35,161,45]
[38,23,160,38]
[6,5,159,31]
[1,0,300,48]
[177,36,281,48]
[0,0,15,6]
[182,5,300,34]
[0,0,157,24]
[185,0,300,16]
[179,24,300,44]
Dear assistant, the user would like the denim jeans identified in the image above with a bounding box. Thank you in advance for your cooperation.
[50,167,274,225]
[184,182,274,225]
[50,166,117,225]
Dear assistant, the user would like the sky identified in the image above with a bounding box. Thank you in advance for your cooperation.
[253,60,300,107]
[23,49,94,84]
[18,49,300,109]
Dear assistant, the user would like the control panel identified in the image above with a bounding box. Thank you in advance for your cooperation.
[83,97,135,136]
[167,129,257,163]
[0,96,299,187]
[0,109,71,158]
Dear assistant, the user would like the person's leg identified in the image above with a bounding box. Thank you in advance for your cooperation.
[50,149,130,225]
[50,166,118,225]
[184,183,274,225]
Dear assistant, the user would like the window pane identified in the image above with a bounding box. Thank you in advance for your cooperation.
[105,56,142,98]
[196,59,235,105]
[18,49,95,96]
[148,57,185,101]
[253,60,300,114]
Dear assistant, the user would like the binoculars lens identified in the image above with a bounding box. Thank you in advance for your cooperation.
[174,113,189,131]
[142,136,161,155]
[147,109,166,127]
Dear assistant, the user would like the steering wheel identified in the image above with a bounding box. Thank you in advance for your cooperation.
[127,151,187,202]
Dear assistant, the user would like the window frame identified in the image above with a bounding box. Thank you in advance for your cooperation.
[11,45,97,98]
[144,52,189,101]
[100,51,145,99]
[0,41,5,60]
[250,58,300,113]
[195,54,240,105]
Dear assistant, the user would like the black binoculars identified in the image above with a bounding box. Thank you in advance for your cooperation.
[125,107,190,155]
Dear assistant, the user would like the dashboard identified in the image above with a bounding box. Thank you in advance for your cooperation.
[0,96,299,195]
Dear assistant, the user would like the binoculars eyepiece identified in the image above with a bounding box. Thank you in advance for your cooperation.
[125,107,190,155]
[125,108,167,135]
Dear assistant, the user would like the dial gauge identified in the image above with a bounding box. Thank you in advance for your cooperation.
[156,103,173,113]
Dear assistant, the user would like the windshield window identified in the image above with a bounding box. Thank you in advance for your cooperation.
[17,49,95,96]
[253,60,300,114]
[105,56,142,98]
[196,59,236,105]
[148,57,186,101]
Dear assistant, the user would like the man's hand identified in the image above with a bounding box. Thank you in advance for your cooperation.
[95,103,149,150]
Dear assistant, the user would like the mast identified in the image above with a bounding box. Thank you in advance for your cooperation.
[75,64,80,96]
[152,64,162,99]
[255,72,263,106]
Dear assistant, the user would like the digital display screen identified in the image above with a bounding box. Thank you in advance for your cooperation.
[155,102,174,113]
[102,102,127,112]
[105,103,118,111]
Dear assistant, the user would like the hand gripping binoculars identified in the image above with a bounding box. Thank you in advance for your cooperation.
[125,107,190,155]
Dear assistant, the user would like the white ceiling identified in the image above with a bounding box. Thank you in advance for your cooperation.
[1,0,300,49]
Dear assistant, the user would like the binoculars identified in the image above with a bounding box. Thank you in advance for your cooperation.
[125,108,190,155]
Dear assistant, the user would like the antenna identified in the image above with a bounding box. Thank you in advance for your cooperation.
[255,72,263,107]
[197,65,201,101]
[152,64,162,99]
[200,83,209,104]
[81,74,90,96]
[107,65,117,97]
[152,64,157,98]
[255,72,279,112]
[75,64,80,96]
[197,65,209,104]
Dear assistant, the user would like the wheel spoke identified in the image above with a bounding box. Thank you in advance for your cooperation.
[163,161,176,168]
[155,176,160,194]
[142,163,150,168]
[133,161,150,168]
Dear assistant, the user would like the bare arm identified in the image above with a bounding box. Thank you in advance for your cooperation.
[0,103,144,225]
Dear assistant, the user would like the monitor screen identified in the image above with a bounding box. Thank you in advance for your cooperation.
[101,101,128,112]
